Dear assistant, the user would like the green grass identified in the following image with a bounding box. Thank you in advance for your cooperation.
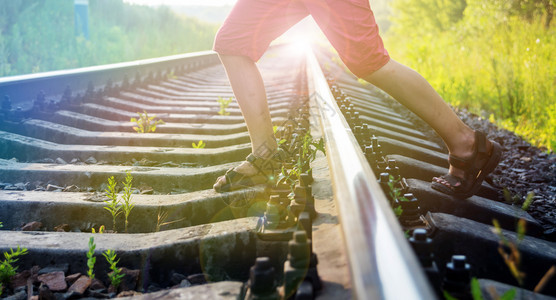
[385,2,555,151]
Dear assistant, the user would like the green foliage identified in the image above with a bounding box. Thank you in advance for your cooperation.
[471,277,484,300]
[277,133,325,192]
[502,188,521,205]
[443,290,458,300]
[387,0,556,151]
[393,205,404,217]
[387,175,408,203]
[492,219,526,286]
[192,140,206,149]
[103,173,135,233]
[155,207,185,232]
[0,222,2,228]
[0,0,218,76]
[87,237,96,279]
[104,176,122,232]
[521,192,534,211]
[92,225,105,234]
[0,246,28,285]
[121,172,135,233]
[102,250,125,289]
[500,288,517,300]
[217,96,233,116]
[131,111,165,133]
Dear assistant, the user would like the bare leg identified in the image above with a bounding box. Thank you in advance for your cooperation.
[213,54,278,189]
[364,59,476,179]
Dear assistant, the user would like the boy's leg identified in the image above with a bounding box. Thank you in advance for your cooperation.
[212,0,309,190]
[305,0,499,192]
[212,54,278,185]
[219,55,277,159]
[363,59,476,181]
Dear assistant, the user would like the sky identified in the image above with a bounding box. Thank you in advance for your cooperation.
[123,0,237,6]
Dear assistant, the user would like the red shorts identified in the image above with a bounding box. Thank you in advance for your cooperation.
[213,0,390,78]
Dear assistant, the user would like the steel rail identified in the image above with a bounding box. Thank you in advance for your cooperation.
[306,49,437,299]
[0,50,219,108]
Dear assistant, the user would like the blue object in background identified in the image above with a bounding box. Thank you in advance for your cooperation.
[74,0,89,40]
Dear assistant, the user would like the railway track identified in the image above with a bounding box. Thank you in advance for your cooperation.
[0,46,554,300]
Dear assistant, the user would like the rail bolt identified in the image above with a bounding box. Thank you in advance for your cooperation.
[443,255,472,299]
[386,159,400,180]
[398,193,422,226]
[264,198,281,228]
[247,257,279,300]
[284,231,322,298]
[2,95,12,111]
[409,229,434,267]
[300,173,313,187]
[297,212,312,241]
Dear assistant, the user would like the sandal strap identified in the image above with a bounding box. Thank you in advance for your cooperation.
[246,152,280,175]
[448,131,487,171]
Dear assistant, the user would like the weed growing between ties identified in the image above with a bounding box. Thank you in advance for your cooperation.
[92,225,106,234]
[277,131,325,194]
[217,96,233,116]
[104,176,122,232]
[387,175,408,218]
[103,172,135,233]
[487,219,556,298]
[131,110,165,133]
[102,250,125,290]
[87,237,96,280]
[121,172,135,233]
[0,246,28,296]
[192,140,206,148]
[155,207,185,232]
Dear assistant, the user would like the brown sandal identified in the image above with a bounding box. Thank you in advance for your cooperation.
[431,131,502,199]
[213,152,282,193]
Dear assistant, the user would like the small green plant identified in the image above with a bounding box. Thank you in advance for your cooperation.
[0,246,28,286]
[87,237,96,279]
[102,250,125,289]
[192,140,206,149]
[121,172,135,233]
[92,225,105,234]
[393,205,404,217]
[0,221,3,228]
[104,176,122,232]
[166,71,177,80]
[387,175,409,202]
[521,192,534,211]
[131,110,165,133]
[277,133,325,193]
[217,96,233,116]
[155,207,185,232]
[502,188,521,205]
[492,219,526,286]
[277,166,300,193]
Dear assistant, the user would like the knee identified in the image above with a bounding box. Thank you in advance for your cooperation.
[343,53,391,79]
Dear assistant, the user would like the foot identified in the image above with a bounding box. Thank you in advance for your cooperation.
[213,151,280,192]
[434,133,477,189]
[431,131,502,198]
[213,160,259,191]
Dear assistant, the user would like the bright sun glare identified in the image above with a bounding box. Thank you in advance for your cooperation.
[280,18,321,56]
